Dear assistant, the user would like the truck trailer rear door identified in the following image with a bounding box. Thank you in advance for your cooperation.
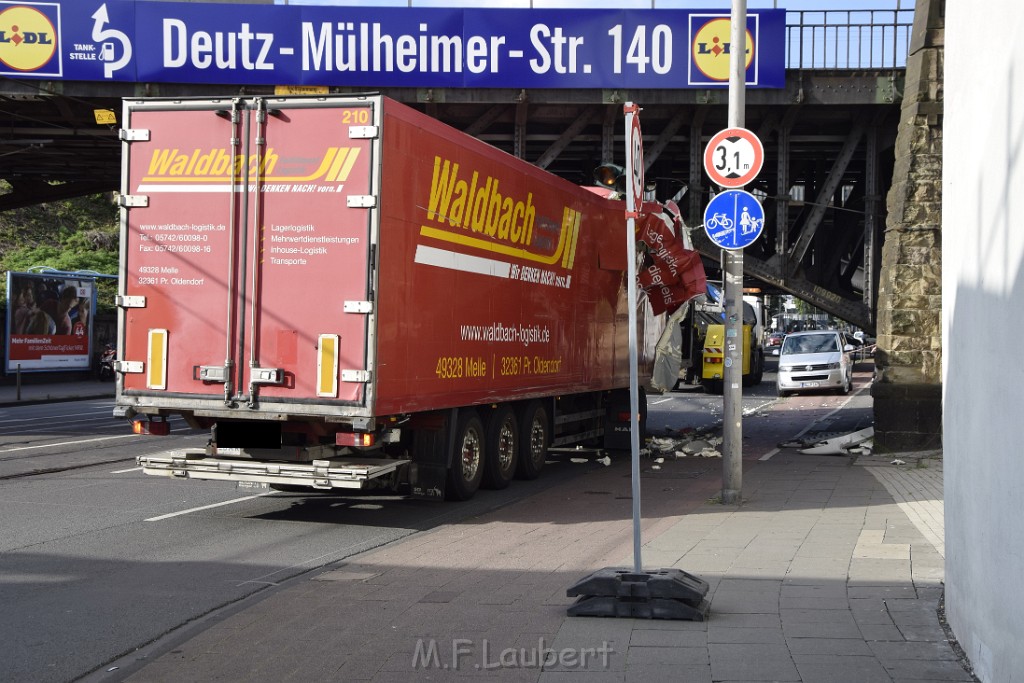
[119,97,377,415]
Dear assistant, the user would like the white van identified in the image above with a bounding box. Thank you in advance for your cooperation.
[776,330,854,396]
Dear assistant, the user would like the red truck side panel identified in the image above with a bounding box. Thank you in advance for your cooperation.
[371,99,644,415]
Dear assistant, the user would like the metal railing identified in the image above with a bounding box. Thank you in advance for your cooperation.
[786,9,914,70]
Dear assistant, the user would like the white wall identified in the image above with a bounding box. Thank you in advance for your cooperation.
[943,2,1024,680]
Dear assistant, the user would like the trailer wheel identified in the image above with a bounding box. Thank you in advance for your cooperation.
[516,401,550,480]
[445,410,485,501]
[482,405,519,489]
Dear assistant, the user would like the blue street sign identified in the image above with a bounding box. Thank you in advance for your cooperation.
[0,1,786,89]
[703,189,764,250]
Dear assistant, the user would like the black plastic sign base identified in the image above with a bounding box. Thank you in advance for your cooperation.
[566,567,710,621]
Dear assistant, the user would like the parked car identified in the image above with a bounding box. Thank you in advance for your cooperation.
[776,330,854,397]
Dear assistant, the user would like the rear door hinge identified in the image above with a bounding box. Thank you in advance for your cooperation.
[347,195,376,208]
[343,301,373,314]
[115,360,144,374]
[348,125,378,139]
[119,128,151,142]
[116,295,146,308]
[119,195,149,208]
[341,370,371,383]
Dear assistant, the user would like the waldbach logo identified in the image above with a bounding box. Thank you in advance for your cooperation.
[421,155,581,270]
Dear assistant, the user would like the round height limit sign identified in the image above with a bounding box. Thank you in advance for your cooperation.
[704,127,764,189]
[625,104,643,212]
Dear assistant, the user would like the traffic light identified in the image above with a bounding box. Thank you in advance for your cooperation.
[593,163,626,192]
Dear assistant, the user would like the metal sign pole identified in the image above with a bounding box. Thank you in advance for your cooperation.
[722,0,747,505]
[623,103,643,574]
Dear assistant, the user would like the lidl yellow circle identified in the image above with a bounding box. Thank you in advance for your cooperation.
[0,6,57,72]
[692,18,754,82]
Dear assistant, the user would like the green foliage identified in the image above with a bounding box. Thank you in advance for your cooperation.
[0,186,119,313]
[793,297,814,315]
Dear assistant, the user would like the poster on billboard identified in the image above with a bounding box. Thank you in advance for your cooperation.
[5,271,96,373]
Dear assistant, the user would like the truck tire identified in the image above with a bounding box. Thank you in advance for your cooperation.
[445,410,486,501]
[752,350,764,386]
[516,401,549,480]
[482,405,518,489]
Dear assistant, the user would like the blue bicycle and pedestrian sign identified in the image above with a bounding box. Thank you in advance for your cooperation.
[703,189,765,250]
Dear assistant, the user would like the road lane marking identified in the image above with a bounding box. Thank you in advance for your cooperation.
[145,493,274,521]
[111,466,143,474]
[2,411,113,425]
[0,433,139,453]
[0,426,200,452]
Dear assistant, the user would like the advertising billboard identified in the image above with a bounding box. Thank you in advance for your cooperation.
[5,271,96,373]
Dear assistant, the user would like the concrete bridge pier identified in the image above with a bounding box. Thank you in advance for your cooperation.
[872,0,943,451]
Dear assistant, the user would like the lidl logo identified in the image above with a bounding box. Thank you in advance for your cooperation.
[0,4,58,73]
[689,16,755,85]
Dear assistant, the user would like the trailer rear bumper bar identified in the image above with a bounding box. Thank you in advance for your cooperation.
[138,450,408,490]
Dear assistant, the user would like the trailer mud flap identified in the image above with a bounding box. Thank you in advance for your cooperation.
[409,418,449,500]
[604,388,647,451]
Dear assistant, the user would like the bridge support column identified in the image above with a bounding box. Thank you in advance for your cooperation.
[873,0,943,451]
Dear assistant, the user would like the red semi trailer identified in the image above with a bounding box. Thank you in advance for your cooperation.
[115,94,704,500]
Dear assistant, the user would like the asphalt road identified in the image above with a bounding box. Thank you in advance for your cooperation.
[0,402,600,683]
[647,356,874,441]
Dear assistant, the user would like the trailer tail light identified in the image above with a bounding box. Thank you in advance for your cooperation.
[705,357,723,364]
[317,334,339,398]
[133,418,170,436]
[336,432,375,447]
[147,329,168,390]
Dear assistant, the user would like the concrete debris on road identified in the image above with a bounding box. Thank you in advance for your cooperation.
[647,434,723,459]
[796,426,875,455]
[568,455,613,466]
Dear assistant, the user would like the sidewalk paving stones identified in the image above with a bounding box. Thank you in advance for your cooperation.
[107,445,968,683]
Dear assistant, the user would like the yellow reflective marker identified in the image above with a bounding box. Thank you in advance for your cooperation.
[317,334,339,398]
[147,329,168,390]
